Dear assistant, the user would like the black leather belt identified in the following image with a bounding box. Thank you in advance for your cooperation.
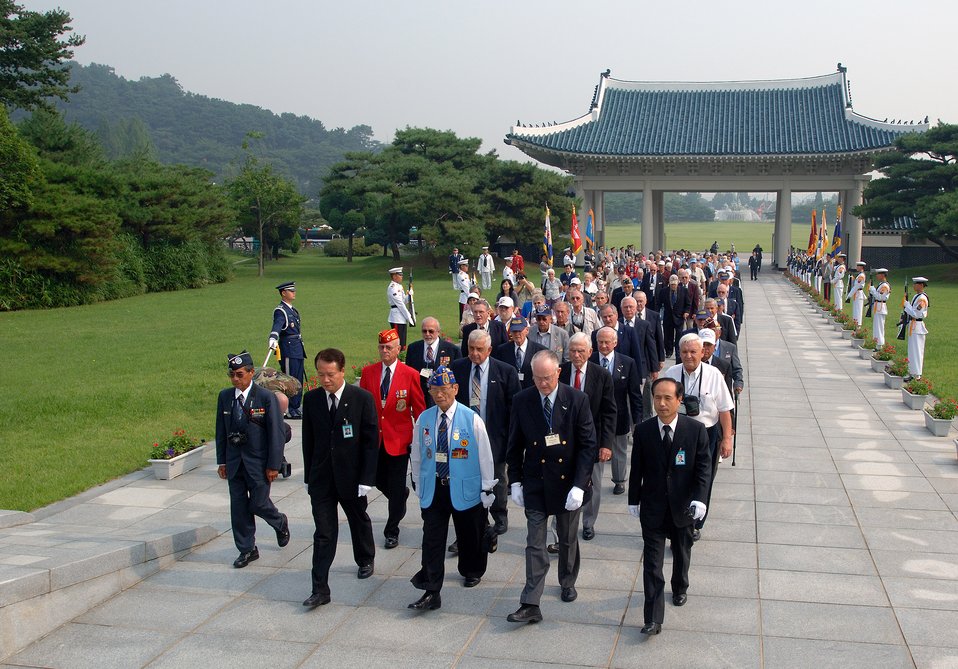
[915,318,923,321]
[280,334,301,339]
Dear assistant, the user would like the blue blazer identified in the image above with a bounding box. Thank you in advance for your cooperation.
[216,382,284,478]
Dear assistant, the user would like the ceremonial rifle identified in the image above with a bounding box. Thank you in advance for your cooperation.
[896,276,909,341]
[864,270,875,318]
[406,269,417,326]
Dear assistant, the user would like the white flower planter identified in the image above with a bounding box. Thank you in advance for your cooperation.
[923,410,953,437]
[148,444,207,480]
[902,389,929,411]
[850,338,864,348]
[859,346,874,360]
[841,329,853,340]
[884,371,904,389]
[871,357,889,373]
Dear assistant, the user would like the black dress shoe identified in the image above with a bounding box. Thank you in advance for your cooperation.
[232,547,259,568]
[448,540,458,554]
[640,622,662,635]
[408,591,441,610]
[357,563,374,579]
[287,412,302,420]
[384,536,399,549]
[546,542,559,554]
[276,514,290,548]
[612,483,626,495]
[507,604,543,623]
[672,593,687,606]
[463,577,481,588]
[302,592,330,608]
[494,521,508,535]
[561,586,578,602]
[582,527,595,541]
[692,529,701,542]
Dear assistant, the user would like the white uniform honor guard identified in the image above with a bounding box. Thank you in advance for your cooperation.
[831,255,847,309]
[869,269,890,346]
[846,262,867,326]
[478,247,495,290]
[502,257,516,284]
[387,267,414,349]
[903,277,930,380]
[456,259,471,319]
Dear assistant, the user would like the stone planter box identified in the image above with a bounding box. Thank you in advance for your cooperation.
[924,410,953,437]
[859,346,875,360]
[850,337,865,348]
[841,329,853,340]
[834,323,845,332]
[871,357,889,373]
[902,389,929,411]
[883,371,904,389]
[148,444,207,480]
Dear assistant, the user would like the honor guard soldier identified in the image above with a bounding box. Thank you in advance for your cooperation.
[456,259,472,319]
[831,254,847,309]
[503,256,516,285]
[268,281,306,418]
[216,351,290,569]
[448,247,464,288]
[846,261,867,326]
[478,247,495,289]
[387,267,414,349]
[903,277,930,381]
[407,366,497,610]
[869,269,891,346]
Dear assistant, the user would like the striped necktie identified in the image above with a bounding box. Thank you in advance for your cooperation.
[471,365,481,412]
[436,414,450,478]
[543,396,553,427]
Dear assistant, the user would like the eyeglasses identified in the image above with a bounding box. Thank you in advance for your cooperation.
[421,328,437,333]
[227,369,250,378]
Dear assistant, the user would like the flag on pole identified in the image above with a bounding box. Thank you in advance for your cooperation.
[585,208,595,252]
[830,202,843,257]
[816,208,829,260]
[570,205,582,254]
[543,205,553,265]
[807,210,817,256]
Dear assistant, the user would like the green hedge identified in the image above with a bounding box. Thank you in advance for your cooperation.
[322,238,383,257]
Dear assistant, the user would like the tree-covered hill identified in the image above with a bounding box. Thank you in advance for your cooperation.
[48,62,381,193]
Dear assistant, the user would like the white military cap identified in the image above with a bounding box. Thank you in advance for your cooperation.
[912,276,929,283]
[389,266,403,274]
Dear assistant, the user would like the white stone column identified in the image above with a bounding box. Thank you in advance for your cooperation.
[845,179,866,266]
[641,183,654,253]
[774,186,791,269]
[653,191,665,251]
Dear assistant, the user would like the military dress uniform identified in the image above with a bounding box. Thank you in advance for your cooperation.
[478,250,495,290]
[455,261,471,319]
[269,282,306,418]
[846,262,867,326]
[869,270,891,346]
[831,257,847,309]
[904,278,930,379]
[387,267,414,348]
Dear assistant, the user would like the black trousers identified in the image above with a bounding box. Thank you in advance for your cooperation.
[750,266,758,280]
[641,516,693,624]
[695,423,722,530]
[227,460,285,553]
[376,449,410,539]
[391,322,408,348]
[309,491,375,597]
[489,461,509,528]
[411,483,488,592]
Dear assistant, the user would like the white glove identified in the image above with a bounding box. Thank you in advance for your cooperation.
[268,337,278,350]
[482,478,499,491]
[358,484,372,497]
[565,486,584,511]
[628,504,640,518]
[480,492,495,509]
[510,482,524,508]
[690,500,706,521]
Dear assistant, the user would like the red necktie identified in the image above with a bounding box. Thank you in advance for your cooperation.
[574,368,582,390]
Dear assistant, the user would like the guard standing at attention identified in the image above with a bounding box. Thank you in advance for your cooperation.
[269,282,306,419]
[407,366,497,611]
[831,254,847,310]
[869,268,891,346]
[216,351,290,569]
[387,267,415,349]
[903,277,930,381]
[846,261,867,326]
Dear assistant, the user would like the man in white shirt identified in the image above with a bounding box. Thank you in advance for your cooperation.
[566,288,601,337]
[478,247,495,289]
[663,333,733,542]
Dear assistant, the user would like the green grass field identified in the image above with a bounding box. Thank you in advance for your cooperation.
[0,228,953,511]
[603,220,811,253]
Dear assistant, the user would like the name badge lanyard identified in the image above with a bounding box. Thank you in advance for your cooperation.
[683,368,704,402]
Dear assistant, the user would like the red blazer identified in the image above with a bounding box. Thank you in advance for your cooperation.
[359,361,425,456]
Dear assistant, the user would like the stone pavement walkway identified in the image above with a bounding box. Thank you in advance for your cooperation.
[3,273,957,669]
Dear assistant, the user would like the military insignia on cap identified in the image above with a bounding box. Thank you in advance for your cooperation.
[231,356,243,365]
[429,365,457,387]
[378,329,400,344]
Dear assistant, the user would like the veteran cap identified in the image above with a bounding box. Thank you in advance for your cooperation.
[694,309,709,320]
[508,317,529,332]
[428,365,457,387]
[378,329,400,344]
[276,281,296,292]
[496,296,514,308]
[698,329,717,345]
[467,292,481,300]
[228,351,254,370]
[534,305,553,318]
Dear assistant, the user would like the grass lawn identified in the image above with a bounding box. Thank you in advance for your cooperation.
[603,220,812,253]
[1,242,952,512]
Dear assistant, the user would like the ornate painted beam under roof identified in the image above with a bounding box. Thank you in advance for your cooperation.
[506,67,927,170]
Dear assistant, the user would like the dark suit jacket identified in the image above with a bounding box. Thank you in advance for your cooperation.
[461,320,507,357]
[619,318,657,379]
[713,340,744,391]
[639,308,666,369]
[590,352,642,436]
[560,361,616,453]
[405,338,462,406]
[721,298,742,331]
[707,354,734,397]
[493,339,547,390]
[628,414,711,528]
[506,384,598,515]
[611,285,628,313]
[662,286,692,327]
[590,322,648,378]
[302,384,379,500]
[716,313,738,344]
[450,356,520,462]
[216,382,284,478]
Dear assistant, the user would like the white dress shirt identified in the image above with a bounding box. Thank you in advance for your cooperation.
[663,362,733,429]
[409,401,495,491]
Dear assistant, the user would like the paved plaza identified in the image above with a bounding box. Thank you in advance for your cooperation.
[2,273,957,668]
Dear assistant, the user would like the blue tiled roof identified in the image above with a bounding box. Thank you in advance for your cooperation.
[507,72,924,158]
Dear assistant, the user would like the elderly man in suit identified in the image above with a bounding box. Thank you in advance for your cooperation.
[595,304,644,371]
[628,377,711,635]
[359,329,426,549]
[661,274,691,358]
[405,316,461,408]
[506,350,598,623]
[560,332,617,541]
[566,288,601,338]
[493,316,547,390]
[451,330,521,541]
[301,348,379,607]
[461,299,507,357]
[530,305,570,361]
[619,296,660,384]
[704,298,737,344]
[216,351,290,569]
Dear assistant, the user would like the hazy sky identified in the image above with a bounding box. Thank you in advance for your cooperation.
[20,0,958,165]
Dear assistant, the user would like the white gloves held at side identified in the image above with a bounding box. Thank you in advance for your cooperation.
[565,486,584,511]
[479,478,498,509]
[358,485,372,498]
[689,500,706,521]
[510,482,524,508]
[628,504,640,518]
